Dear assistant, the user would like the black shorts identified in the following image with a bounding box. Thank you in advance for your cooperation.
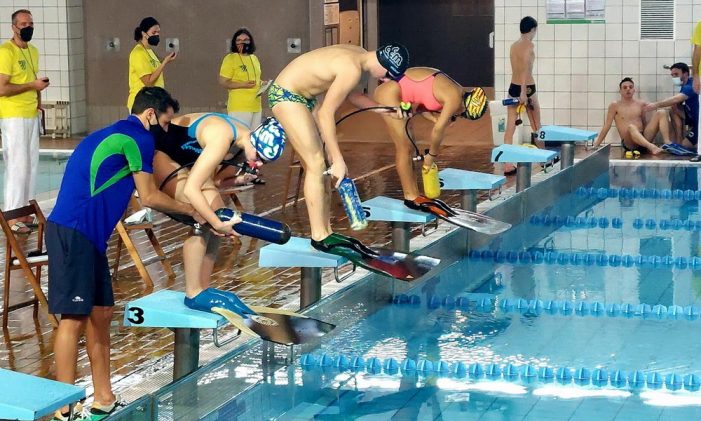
[508,83,536,98]
[46,221,113,315]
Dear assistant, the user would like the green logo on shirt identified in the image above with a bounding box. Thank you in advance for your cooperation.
[18,59,26,70]
[90,134,143,196]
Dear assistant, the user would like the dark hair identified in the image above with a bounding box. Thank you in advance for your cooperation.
[520,16,537,34]
[230,28,256,54]
[11,9,31,24]
[619,77,634,88]
[671,62,690,75]
[131,87,179,115]
[134,17,159,42]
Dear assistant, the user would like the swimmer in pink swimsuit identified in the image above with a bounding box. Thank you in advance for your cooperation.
[351,67,485,205]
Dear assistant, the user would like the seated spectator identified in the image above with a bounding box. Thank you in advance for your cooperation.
[593,77,670,155]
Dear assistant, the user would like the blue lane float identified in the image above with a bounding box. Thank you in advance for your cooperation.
[468,248,701,271]
[300,353,701,392]
[576,186,701,201]
[391,292,701,322]
[530,214,701,231]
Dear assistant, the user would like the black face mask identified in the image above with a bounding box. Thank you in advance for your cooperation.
[147,35,160,46]
[238,42,252,54]
[18,26,33,42]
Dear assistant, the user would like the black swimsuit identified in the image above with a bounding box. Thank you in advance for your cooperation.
[154,123,243,167]
[508,83,536,98]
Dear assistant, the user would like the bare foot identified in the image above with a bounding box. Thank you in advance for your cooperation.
[503,163,517,175]
[650,146,663,155]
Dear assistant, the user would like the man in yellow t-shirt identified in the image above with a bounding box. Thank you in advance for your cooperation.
[691,21,701,156]
[218,28,266,129]
[127,16,176,111]
[0,9,49,233]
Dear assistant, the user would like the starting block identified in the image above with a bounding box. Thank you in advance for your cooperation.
[259,236,351,308]
[124,290,233,380]
[538,125,596,169]
[362,196,436,253]
[0,368,85,420]
[438,169,506,212]
[491,144,558,192]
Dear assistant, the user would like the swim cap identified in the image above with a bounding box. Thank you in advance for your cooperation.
[462,87,488,120]
[250,117,286,162]
[376,43,409,79]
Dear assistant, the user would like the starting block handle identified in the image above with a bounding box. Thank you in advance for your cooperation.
[334,262,357,283]
[213,326,241,347]
[421,219,439,237]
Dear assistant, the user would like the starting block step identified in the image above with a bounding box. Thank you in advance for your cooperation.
[362,196,435,223]
[0,368,85,420]
[538,125,596,143]
[438,168,506,190]
[124,289,225,329]
[491,144,558,163]
[259,236,348,268]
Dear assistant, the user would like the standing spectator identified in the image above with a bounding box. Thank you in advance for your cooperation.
[127,17,176,112]
[0,9,48,233]
[691,20,701,157]
[218,28,266,128]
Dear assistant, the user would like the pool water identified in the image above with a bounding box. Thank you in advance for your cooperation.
[139,164,701,420]
[0,153,70,204]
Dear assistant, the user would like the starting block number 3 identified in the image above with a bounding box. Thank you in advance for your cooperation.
[127,307,145,324]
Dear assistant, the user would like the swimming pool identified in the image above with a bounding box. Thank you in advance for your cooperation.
[0,151,70,204]
[114,155,701,420]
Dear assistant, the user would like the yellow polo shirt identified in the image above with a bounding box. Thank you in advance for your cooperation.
[0,40,39,118]
[219,53,262,113]
[692,21,701,76]
[127,43,164,110]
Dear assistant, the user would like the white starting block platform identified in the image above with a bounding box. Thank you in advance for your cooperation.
[0,368,84,420]
[439,169,506,211]
[259,236,347,268]
[362,196,435,224]
[538,125,597,143]
[124,289,225,329]
[491,144,558,163]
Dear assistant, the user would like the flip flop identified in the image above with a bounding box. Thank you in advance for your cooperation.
[10,222,31,234]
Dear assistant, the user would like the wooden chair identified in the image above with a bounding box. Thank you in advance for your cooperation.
[0,200,58,329]
[281,149,304,211]
[112,196,174,288]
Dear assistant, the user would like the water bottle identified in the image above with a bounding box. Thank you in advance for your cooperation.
[215,208,291,244]
[502,98,519,106]
[422,162,441,199]
[337,177,368,230]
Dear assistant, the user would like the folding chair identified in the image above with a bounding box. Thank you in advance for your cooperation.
[0,200,58,329]
[112,195,175,288]
[281,149,304,211]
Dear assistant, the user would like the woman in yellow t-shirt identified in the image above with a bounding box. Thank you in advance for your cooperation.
[218,28,268,128]
[127,17,176,111]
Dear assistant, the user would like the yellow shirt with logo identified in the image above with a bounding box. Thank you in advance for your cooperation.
[219,53,262,113]
[127,43,164,110]
[0,40,39,118]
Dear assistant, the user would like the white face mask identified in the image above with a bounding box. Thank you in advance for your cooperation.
[672,77,682,86]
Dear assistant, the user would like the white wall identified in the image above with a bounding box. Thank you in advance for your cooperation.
[0,0,86,134]
[495,0,698,143]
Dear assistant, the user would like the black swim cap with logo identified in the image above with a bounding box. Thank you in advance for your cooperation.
[376,43,409,79]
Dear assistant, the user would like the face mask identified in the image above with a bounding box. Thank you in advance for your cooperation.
[147,35,160,46]
[672,77,682,86]
[18,26,33,42]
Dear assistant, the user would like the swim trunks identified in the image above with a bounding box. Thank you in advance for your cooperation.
[508,83,536,98]
[268,83,317,112]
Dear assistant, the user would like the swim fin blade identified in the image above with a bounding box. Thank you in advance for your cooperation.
[311,233,440,282]
[405,196,511,234]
